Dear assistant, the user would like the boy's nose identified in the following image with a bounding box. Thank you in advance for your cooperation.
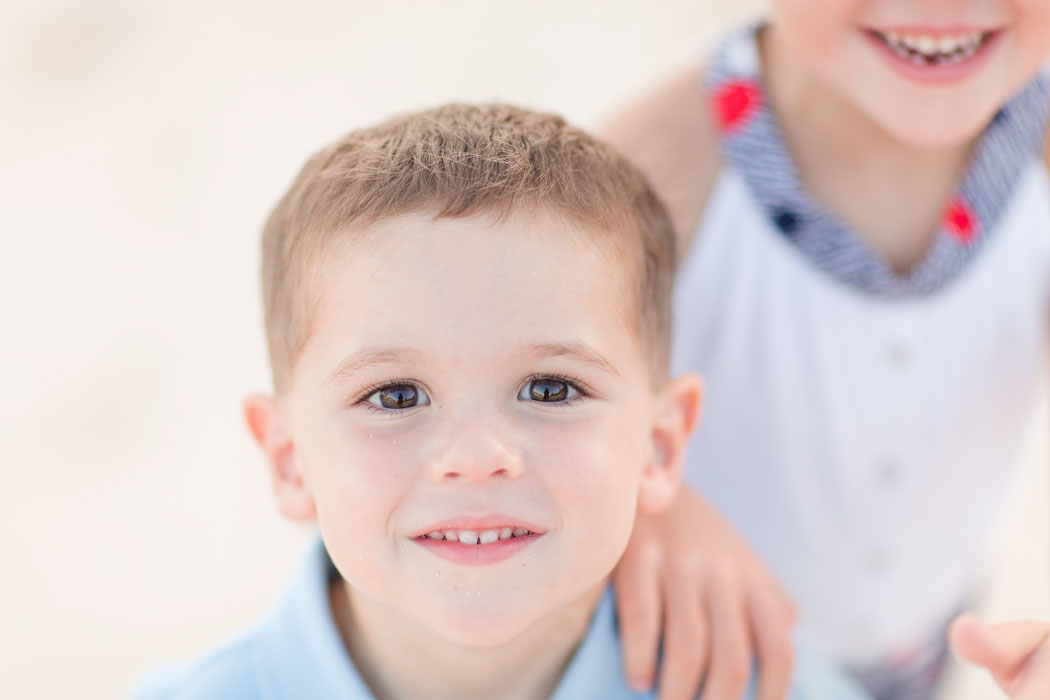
[427,422,525,484]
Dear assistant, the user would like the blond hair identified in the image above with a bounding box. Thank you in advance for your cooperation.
[261,103,676,392]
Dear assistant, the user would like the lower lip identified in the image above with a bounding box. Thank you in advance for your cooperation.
[863,30,1002,84]
[413,534,542,565]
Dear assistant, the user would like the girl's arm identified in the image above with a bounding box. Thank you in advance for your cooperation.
[613,488,797,700]
[597,61,721,260]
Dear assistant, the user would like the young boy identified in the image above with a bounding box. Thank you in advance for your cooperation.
[600,2,1050,699]
[135,103,867,699]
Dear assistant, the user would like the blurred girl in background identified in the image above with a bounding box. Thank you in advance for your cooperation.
[601,2,1050,698]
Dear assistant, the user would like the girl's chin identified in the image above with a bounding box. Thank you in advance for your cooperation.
[852,95,998,147]
[881,112,993,148]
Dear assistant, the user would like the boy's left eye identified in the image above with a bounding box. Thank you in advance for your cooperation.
[518,378,579,403]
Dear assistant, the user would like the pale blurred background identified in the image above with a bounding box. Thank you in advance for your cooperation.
[1,1,1047,698]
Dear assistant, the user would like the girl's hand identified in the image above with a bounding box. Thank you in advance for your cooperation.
[949,614,1050,699]
[614,487,797,700]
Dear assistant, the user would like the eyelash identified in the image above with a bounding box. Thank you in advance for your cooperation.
[351,374,592,412]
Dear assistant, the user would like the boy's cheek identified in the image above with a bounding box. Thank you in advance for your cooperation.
[313,444,417,512]
[542,422,650,517]
[309,453,411,572]
[317,512,402,597]
[296,428,418,537]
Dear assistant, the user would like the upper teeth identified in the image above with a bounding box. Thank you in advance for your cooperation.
[880,31,984,59]
[424,527,531,544]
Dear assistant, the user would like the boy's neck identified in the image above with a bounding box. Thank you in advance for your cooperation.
[758,25,977,273]
[330,577,605,700]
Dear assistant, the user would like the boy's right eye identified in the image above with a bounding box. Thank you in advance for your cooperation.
[365,383,430,410]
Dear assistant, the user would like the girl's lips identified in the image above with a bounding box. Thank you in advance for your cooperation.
[413,532,542,565]
[863,28,1003,84]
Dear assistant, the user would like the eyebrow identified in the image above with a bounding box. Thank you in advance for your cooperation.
[530,341,621,378]
[322,341,621,388]
[323,347,424,388]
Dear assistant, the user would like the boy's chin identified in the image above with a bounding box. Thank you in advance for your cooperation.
[417,580,607,648]
[435,619,533,647]
[423,597,550,647]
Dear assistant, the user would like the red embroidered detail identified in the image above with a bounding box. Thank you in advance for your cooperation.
[712,80,762,133]
[943,198,977,244]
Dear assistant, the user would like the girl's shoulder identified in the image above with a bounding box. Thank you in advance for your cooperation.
[597,60,721,258]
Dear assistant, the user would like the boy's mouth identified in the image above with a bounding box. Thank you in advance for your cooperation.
[868,28,997,66]
[420,527,537,545]
[411,519,546,565]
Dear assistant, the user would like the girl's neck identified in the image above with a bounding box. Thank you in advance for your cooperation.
[758,25,977,273]
[330,578,604,700]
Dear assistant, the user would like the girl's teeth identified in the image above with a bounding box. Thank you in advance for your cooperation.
[458,530,479,545]
[427,531,444,540]
[938,36,960,53]
[499,527,514,540]
[878,30,986,63]
[512,527,528,537]
[479,529,500,544]
[444,530,457,541]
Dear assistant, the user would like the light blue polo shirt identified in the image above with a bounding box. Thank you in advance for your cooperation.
[136,540,870,699]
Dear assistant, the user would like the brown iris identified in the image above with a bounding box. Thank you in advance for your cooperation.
[378,384,419,408]
[527,379,568,402]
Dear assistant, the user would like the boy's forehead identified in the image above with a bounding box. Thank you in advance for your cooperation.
[300,209,648,374]
[316,208,640,305]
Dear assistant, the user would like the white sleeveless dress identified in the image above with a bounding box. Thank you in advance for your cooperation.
[672,27,1050,671]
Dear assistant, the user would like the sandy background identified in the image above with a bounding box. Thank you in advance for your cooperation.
[2,1,1047,698]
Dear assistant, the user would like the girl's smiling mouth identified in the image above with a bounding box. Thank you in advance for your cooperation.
[863,26,1005,83]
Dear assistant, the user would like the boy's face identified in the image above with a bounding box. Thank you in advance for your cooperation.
[770,0,1050,145]
[246,210,699,646]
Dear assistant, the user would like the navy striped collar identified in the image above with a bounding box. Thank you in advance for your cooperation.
[706,25,1050,297]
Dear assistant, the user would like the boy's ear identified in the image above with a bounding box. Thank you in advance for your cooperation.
[638,374,703,516]
[242,394,316,522]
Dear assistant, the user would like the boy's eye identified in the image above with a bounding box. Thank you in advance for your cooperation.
[518,378,577,403]
[367,383,429,409]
